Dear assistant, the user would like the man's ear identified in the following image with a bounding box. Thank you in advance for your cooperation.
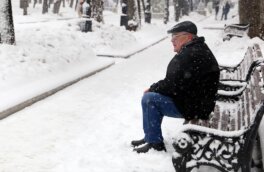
[187,34,194,41]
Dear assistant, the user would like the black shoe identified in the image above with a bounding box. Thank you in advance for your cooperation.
[133,142,166,153]
[131,138,146,147]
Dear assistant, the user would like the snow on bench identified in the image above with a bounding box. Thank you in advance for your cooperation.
[217,44,264,101]
[223,24,250,41]
[172,46,264,172]
[219,44,263,81]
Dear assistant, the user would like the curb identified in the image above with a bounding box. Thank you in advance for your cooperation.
[97,36,168,58]
[0,62,114,120]
[17,17,77,24]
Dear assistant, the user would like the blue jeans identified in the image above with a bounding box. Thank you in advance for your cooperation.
[141,92,183,143]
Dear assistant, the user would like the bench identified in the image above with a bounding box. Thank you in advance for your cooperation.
[172,48,264,172]
[219,44,263,80]
[223,24,250,41]
[217,44,263,101]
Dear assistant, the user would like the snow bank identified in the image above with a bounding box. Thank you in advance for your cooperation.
[0,1,169,113]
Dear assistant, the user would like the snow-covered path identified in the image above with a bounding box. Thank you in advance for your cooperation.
[0,38,184,172]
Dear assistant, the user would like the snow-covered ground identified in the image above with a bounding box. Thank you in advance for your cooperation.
[0,0,264,171]
[0,0,168,113]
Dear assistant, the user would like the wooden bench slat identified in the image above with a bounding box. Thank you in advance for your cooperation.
[221,109,230,131]
[210,105,220,129]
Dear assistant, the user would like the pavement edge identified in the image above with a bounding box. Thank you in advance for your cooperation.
[0,62,115,120]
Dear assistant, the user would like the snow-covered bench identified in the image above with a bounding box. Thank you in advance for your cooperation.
[219,44,263,80]
[172,57,264,171]
[223,24,250,41]
[217,44,263,102]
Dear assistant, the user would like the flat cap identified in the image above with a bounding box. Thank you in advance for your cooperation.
[167,21,197,35]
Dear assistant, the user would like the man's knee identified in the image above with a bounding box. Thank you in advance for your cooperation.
[141,92,159,105]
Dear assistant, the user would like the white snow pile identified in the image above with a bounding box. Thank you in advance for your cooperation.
[0,21,97,89]
[84,17,168,56]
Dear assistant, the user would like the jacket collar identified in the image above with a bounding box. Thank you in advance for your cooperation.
[178,36,205,54]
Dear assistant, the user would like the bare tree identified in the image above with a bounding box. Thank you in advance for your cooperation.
[163,0,169,24]
[239,0,262,38]
[181,0,189,16]
[261,0,264,39]
[20,0,29,15]
[120,0,128,28]
[144,0,151,23]
[0,0,16,44]
[42,0,49,13]
[189,0,193,11]
[81,0,92,32]
[141,0,145,13]
[69,0,74,7]
[127,0,138,30]
[136,0,142,27]
[48,0,54,8]
[91,0,104,23]
[53,0,62,13]
[173,0,180,22]
[127,0,136,21]
[33,0,38,7]
[75,0,79,10]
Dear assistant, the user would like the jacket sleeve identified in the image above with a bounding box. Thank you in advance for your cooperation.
[149,53,191,96]
[149,78,177,96]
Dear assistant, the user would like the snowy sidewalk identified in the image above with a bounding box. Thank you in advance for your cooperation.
[0,60,114,119]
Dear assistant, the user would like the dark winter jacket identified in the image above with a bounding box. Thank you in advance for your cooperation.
[223,2,231,13]
[149,37,220,120]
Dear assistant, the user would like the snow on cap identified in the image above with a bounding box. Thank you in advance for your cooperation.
[167,21,197,35]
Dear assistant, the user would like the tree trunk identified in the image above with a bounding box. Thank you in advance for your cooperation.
[69,0,74,7]
[144,0,151,23]
[173,0,180,21]
[120,0,128,28]
[0,0,16,45]
[91,0,104,23]
[260,0,264,39]
[136,0,141,27]
[239,0,250,24]
[141,0,145,14]
[239,0,260,38]
[42,0,49,13]
[189,0,193,11]
[163,0,169,24]
[49,0,54,8]
[178,0,184,15]
[33,0,37,7]
[23,7,28,15]
[20,0,29,15]
[81,0,92,32]
[83,0,91,17]
[182,0,189,15]
[75,0,78,10]
[127,0,136,21]
[53,0,62,13]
